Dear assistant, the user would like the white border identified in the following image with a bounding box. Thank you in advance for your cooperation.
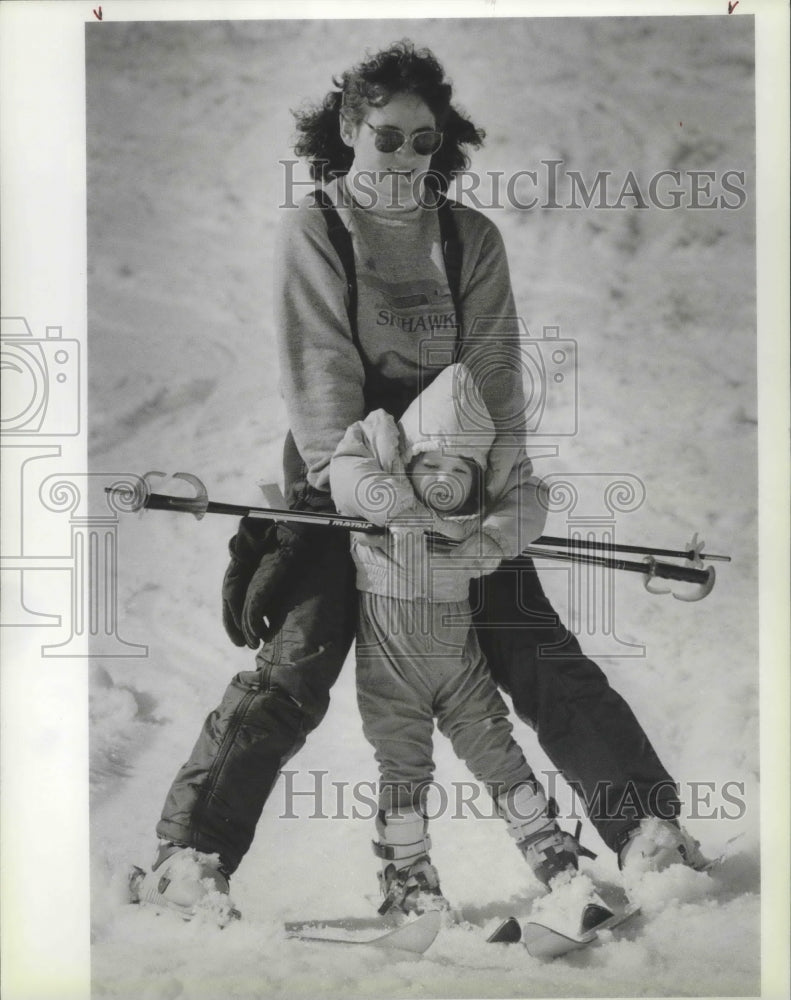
[1,2,788,998]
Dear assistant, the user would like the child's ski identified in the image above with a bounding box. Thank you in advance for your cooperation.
[522,904,640,959]
[285,910,442,954]
[486,916,522,943]
[286,911,522,952]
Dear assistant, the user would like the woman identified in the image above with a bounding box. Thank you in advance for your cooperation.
[135,41,706,923]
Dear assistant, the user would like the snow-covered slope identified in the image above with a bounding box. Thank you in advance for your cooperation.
[86,16,763,998]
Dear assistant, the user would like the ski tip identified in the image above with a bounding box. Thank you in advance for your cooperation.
[580,902,615,932]
[487,916,522,944]
[363,909,442,954]
[523,903,642,959]
[285,908,442,954]
[522,921,596,959]
[410,908,442,937]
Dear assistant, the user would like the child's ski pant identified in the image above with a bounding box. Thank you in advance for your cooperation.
[157,533,679,873]
[355,593,535,812]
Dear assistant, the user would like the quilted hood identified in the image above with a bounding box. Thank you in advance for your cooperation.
[398,363,495,472]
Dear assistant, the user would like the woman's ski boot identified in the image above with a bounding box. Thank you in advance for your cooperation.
[128,842,240,927]
[617,817,711,880]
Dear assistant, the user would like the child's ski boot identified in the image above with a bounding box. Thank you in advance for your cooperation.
[373,809,450,918]
[498,781,614,936]
[498,781,596,885]
[377,856,449,917]
[128,842,240,927]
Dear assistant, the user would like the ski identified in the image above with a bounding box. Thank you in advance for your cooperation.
[285,910,442,953]
[522,904,640,960]
[286,911,521,951]
[486,916,522,943]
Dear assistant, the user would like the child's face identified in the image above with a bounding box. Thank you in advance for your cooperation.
[408,452,475,514]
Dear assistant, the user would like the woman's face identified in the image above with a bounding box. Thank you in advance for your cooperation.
[341,93,438,211]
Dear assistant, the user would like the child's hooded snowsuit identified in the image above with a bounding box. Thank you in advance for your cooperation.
[330,364,537,810]
[330,363,547,602]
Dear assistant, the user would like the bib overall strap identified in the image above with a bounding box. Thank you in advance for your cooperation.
[310,186,463,417]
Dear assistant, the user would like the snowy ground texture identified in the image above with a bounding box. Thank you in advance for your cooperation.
[87,16,762,999]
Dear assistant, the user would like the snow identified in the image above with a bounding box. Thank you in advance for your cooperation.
[81,12,778,1000]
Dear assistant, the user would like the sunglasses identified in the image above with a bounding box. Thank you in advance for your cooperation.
[361,119,444,156]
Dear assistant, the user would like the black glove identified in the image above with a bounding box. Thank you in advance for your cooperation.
[221,517,308,648]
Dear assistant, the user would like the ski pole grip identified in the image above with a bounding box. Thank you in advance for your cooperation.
[142,491,208,518]
[648,559,712,584]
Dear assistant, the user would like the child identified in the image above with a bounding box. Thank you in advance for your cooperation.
[330,363,597,917]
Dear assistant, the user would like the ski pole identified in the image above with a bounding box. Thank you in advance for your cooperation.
[105,472,721,600]
[136,482,386,534]
[529,535,730,564]
[124,480,727,569]
[522,545,715,591]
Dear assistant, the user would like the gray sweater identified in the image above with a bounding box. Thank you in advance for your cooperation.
[274,177,538,524]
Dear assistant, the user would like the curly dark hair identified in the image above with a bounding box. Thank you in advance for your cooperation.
[292,40,485,194]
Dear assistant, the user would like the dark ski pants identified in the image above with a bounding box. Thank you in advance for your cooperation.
[156,525,356,872]
[470,558,680,851]
[157,542,679,873]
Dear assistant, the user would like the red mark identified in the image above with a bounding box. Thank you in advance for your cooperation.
[93,5,102,18]
[728,1,739,12]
